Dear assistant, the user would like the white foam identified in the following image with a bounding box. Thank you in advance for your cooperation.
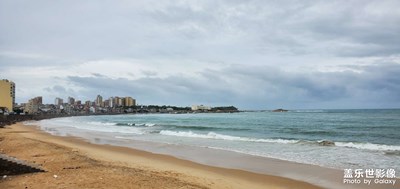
[291,109,324,113]
[37,118,144,135]
[335,142,400,151]
[115,136,131,139]
[123,123,155,127]
[23,121,39,125]
[87,121,116,126]
[159,130,298,144]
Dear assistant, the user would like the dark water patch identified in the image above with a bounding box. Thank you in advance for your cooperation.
[285,129,339,136]
[384,151,400,156]
[171,125,252,131]
[336,125,397,130]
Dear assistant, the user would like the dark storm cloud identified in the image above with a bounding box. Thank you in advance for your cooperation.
[67,72,236,106]
[66,62,400,109]
[295,2,400,57]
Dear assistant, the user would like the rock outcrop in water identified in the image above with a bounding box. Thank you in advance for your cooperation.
[272,109,288,112]
[318,140,335,146]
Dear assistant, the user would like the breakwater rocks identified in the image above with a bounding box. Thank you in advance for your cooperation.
[0,153,45,175]
[0,114,72,128]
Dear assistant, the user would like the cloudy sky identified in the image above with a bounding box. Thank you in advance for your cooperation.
[1,0,400,109]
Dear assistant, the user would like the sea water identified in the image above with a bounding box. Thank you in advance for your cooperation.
[29,109,400,172]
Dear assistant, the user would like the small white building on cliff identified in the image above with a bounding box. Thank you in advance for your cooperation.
[191,105,211,111]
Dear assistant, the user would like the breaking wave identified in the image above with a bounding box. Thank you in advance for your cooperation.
[159,130,298,144]
[159,130,400,152]
[170,125,251,131]
[37,120,145,135]
[117,123,156,127]
[87,121,116,126]
[335,142,400,152]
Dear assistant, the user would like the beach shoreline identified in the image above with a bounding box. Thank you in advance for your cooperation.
[0,123,397,189]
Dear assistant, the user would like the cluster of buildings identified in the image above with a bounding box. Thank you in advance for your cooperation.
[53,95,135,110]
[23,95,136,115]
[1,79,238,115]
[1,79,136,115]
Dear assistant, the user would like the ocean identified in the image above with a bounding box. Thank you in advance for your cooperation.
[28,109,400,172]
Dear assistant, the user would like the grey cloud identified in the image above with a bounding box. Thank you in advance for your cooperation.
[221,66,352,102]
[354,63,400,97]
[1,0,399,109]
[44,85,66,93]
[67,72,236,106]
[141,70,158,77]
[0,51,80,72]
[1,0,399,61]
[91,73,108,78]
[291,1,400,57]
[43,85,75,95]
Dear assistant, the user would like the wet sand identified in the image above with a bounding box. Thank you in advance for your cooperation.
[0,123,397,189]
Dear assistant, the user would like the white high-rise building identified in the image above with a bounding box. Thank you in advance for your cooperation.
[109,97,114,108]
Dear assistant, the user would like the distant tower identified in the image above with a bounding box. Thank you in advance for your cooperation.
[85,100,91,107]
[68,96,75,105]
[124,97,136,107]
[96,95,103,107]
[32,96,42,105]
[55,97,63,105]
[0,79,15,112]
[25,96,43,114]
[113,97,121,107]
[109,97,114,108]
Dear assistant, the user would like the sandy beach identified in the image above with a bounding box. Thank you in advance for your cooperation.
[0,123,398,189]
[0,123,322,189]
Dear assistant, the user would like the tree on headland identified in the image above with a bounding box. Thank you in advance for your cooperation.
[211,106,238,112]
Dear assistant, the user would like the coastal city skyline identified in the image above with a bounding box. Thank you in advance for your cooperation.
[1,79,137,112]
[2,78,231,114]
[22,93,137,115]
[1,1,400,110]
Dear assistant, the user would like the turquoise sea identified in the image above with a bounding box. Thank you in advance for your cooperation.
[31,109,400,172]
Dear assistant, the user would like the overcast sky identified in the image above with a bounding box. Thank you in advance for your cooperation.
[1,0,400,109]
